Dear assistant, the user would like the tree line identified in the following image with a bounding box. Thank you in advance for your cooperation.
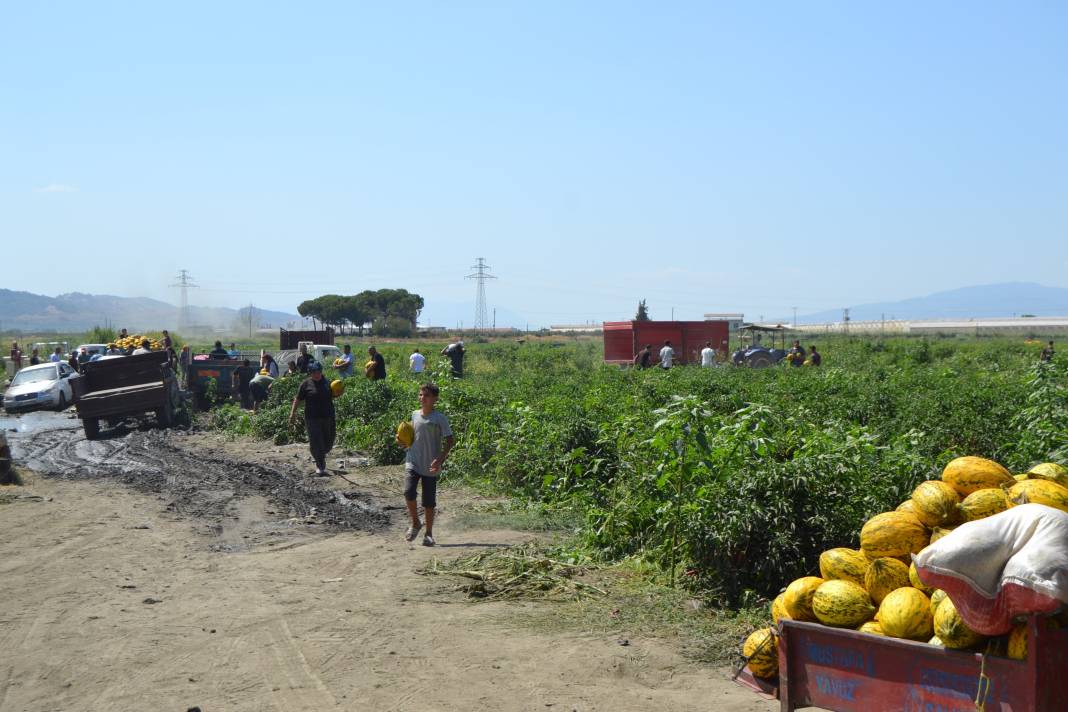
[297,289,424,337]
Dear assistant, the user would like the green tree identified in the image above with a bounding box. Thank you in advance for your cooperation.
[635,299,650,321]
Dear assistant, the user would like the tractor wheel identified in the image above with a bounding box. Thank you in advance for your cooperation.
[82,417,100,440]
[748,353,773,369]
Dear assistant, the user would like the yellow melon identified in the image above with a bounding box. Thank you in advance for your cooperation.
[1007,479,1068,513]
[1027,462,1068,489]
[783,576,824,622]
[911,480,961,528]
[909,561,933,596]
[934,598,985,649]
[857,621,885,636]
[742,627,779,679]
[958,488,1010,522]
[860,511,928,560]
[878,587,934,640]
[864,557,911,605]
[819,548,869,586]
[771,593,791,625]
[812,580,876,627]
[941,456,1014,497]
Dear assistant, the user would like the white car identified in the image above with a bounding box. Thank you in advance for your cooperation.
[2,362,76,413]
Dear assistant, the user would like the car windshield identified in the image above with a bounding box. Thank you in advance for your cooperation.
[11,366,58,386]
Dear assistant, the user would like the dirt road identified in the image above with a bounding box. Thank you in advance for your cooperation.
[0,414,779,711]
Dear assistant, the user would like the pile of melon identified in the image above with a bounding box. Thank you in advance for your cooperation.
[742,457,1068,680]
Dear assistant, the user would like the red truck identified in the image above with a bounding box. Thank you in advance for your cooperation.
[603,320,731,366]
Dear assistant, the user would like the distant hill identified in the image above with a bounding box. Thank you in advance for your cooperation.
[0,289,301,333]
[797,283,1068,324]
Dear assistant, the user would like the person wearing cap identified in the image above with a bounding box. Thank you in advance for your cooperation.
[288,360,336,476]
[441,340,465,378]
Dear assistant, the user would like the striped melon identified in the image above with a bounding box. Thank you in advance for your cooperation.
[930,589,948,615]
[911,480,961,528]
[1027,462,1068,489]
[958,488,1010,522]
[934,598,985,649]
[819,548,868,586]
[864,557,910,605]
[771,593,791,625]
[860,511,928,560]
[1014,473,1029,482]
[896,500,917,515]
[1007,619,1059,660]
[929,526,955,544]
[812,580,876,627]
[857,621,885,636]
[878,587,934,640]
[743,627,778,679]
[941,456,1014,497]
[909,560,933,595]
[928,636,944,646]
[1008,479,1068,513]
[783,576,824,622]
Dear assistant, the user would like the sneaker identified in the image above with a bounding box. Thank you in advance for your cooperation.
[405,521,423,542]
[422,534,436,547]
[315,468,329,477]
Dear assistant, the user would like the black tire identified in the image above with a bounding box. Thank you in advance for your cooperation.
[748,353,773,369]
[0,445,12,485]
[82,418,100,440]
[156,393,174,429]
[55,392,67,412]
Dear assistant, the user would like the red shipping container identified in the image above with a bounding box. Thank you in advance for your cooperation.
[603,320,730,366]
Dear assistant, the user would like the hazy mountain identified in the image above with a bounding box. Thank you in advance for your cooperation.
[796,283,1068,324]
[0,289,301,333]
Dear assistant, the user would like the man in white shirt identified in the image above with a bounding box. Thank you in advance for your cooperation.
[131,339,153,356]
[409,348,426,373]
[700,341,716,368]
[659,340,675,369]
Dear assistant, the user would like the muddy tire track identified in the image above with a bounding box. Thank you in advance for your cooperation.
[15,424,388,532]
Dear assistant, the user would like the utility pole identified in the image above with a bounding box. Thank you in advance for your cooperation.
[170,269,198,333]
[493,308,496,330]
[843,308,851,336]
[248,303,254,338]
[465,258,497,332]
[792,306,797,328]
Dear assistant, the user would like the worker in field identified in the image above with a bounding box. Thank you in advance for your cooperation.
[787,339,806,367]
[10,342,21,372]
[633,344,654,369]
[367,346,386,380]
[700,340,716,368]
[441,340,465,378]
[398,382,455,547]
[249,369,274,413]
[288,360,336,477]
[296,343,311,374]
[178,345,191,386]
[284,360,299,377]
[232,359,257,409]
[409,347,426,374]
[261,352,280,378]
[1040,340,1055,363]
[336,344,354,377]
[659,340,675,369]
[807,345,821,366]
[209,341,229,359]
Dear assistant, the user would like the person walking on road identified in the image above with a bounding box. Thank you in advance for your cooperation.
[289,361,336,477]
[658,340,675,369]
[367,346,386,380]
[398,382,454,547]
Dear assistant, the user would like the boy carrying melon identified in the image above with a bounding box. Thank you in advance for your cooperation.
[397,383,454,546]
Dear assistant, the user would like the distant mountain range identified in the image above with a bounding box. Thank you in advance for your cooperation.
[796,283,1068,324]
[0,289,301,333]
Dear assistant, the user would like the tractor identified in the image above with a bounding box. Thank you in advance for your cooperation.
[731,324,791,368]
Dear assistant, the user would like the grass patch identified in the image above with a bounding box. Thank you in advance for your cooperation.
[421,541,769,667]
[449,500,582,533]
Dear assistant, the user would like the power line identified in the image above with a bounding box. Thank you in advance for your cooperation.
[465,258,497,332]
[169,270,198,331]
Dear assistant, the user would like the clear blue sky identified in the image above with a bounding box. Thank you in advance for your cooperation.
[3,2,1066,327]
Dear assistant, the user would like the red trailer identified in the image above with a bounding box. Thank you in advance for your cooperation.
[603,320,730,366]
[735,616,1068,711]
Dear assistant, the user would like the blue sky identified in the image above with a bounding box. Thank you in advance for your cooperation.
[3,2,1066,327]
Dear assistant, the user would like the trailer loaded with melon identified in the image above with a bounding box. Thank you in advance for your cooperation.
[736,456,1068,711]
[70,350,181,439]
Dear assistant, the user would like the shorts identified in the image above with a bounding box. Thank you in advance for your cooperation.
[404,471,438,508]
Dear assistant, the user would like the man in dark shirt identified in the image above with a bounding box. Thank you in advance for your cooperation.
[1040,341,1055,363]
[808,346,822,366]
[10,342,22,371]
[633,344,653,369]
[440,340,465,378]
[288,361,337,476]
[232,359,257,409]
[296,344,311,374]
[161,330,173,350]
[368,346,386,380]
[209,340,230,359]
